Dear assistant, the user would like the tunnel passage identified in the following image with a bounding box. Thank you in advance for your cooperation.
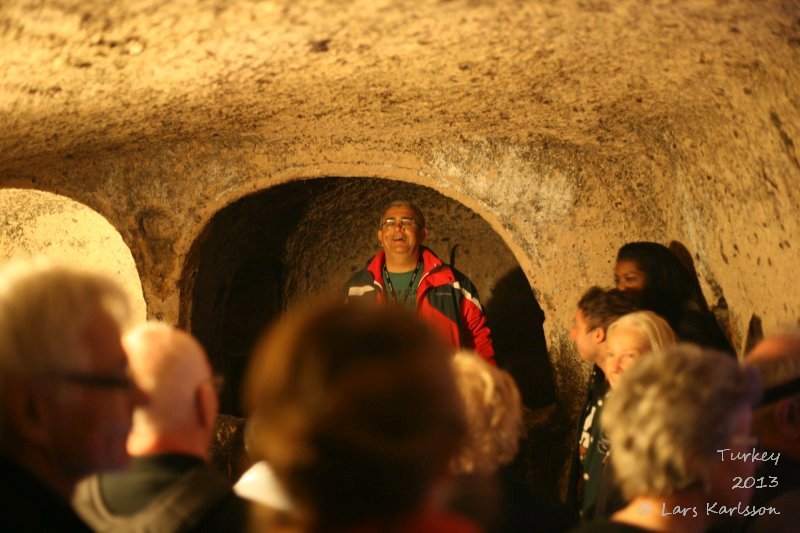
[180,177,556,417]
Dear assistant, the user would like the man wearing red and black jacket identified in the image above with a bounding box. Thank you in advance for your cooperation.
[345,201,495,365]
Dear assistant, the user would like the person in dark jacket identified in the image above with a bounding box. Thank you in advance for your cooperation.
[345,200,495,363]
[567,287,641,520]
[73,322,248,533]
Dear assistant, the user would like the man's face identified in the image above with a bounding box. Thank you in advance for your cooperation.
[569,309,604,363]
[377,205,427,261]
[48,306,139,484]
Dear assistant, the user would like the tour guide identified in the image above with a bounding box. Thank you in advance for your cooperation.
[345,200,495,364]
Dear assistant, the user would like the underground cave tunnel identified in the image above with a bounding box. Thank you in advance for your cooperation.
[179,177,556,417]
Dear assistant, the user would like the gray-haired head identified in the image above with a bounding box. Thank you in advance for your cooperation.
[0,258,132,382]
[379,200,426,229]
[0,258,136,496]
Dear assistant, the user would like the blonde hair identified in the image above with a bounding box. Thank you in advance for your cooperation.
[450,351,522,474]
[606,311,676,354]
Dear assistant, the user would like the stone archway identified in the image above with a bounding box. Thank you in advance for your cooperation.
[180,177,555,413]
[0,188,147,322]
[180,176,568,493]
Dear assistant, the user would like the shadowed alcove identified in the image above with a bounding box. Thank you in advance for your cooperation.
[181,177,555,416]
[181,176,566,492]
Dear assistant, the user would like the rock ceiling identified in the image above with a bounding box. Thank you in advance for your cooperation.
[2,0,797,165]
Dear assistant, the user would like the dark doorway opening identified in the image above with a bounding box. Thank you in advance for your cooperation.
[180,177,555,417]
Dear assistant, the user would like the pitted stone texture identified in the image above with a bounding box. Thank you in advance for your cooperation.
[1,1,797,162]
[0,188,146,321]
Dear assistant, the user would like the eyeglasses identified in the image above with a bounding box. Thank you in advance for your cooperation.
[381,217,419,230]
[44,369,134,391]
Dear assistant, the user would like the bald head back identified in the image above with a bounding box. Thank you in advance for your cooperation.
[124,322,217,457]
[747,332,800,459]
[747,333,800,388]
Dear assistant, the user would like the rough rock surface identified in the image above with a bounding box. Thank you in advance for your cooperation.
[0,188,146,320]
[2,0,799,496]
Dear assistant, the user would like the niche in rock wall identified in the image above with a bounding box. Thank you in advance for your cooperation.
[181,177,555,416]
[0,188,146,321]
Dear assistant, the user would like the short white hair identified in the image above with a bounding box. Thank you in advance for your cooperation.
[450,350,522,474]
[603,344,760,499]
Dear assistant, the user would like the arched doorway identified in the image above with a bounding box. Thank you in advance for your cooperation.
[0,188,146,321]
[180,177,563,488]
[182,176,556,415]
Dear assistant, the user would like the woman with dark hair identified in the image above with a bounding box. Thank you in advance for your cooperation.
[614,242,734,354]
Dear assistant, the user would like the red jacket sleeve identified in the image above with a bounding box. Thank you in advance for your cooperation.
[461,296,496,365]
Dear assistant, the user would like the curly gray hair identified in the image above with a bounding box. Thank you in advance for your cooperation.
[449,350,522,474]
